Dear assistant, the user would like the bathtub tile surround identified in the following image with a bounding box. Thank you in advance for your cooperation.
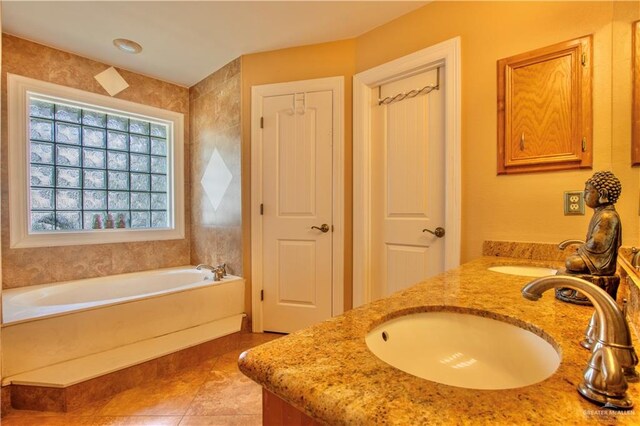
[190,59,242,275]
[2,268,245,381]
[7,330,243,413]
[1,386,10,415]
[1,332,279,424]
[0,34,191,289]
[201,148,233,211]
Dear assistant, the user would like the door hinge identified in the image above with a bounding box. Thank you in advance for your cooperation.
[582,137,587,152]
[260,289,264,301]
[260,117,264,129]
[260,203,264,215]
[581,53,587,66]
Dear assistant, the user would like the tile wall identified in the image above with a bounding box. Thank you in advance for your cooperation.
[189,59,242,276]
[1,35,191,289]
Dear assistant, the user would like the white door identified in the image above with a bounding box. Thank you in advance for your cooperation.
[371,69,445,300]
[261,91,333,333]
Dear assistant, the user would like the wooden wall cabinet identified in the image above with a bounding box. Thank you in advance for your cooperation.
[497,35,593,174]
[633,21,640,165]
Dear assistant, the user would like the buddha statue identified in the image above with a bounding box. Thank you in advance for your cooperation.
[557,171,622,304]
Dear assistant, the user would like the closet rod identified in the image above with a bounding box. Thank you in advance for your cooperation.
[377,67,440,106]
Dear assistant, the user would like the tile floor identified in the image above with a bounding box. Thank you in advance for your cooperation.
[1,333,282,426]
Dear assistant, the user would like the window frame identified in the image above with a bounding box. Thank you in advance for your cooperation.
[8,73,185,248]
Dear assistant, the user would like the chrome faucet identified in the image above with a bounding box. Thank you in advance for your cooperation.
[196,264,224,281]
[522,275,637,409]
[558,239,585,250]
[196,264,215,272]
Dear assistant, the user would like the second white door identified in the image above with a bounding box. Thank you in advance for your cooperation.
[371,68,446,299]
[261,90,333,333]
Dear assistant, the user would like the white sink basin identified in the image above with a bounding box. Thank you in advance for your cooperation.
[366,311,560,390]
[488,265,558,277]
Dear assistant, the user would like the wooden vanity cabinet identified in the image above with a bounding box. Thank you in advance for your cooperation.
[263,389,321,426]
[497,35,593,174]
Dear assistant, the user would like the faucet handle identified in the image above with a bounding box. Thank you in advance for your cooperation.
[216,263,227,276]
[213,266,224,281]
[578,345,633,409]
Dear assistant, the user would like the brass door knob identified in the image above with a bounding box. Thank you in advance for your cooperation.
[311,224,330,233]
[423,227,445,238]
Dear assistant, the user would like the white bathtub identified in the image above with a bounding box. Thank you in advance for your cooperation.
[1,266,245,383]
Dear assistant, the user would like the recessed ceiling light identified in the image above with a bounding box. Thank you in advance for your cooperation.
[113,38,142,54]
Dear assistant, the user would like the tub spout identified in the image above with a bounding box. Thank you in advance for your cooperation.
[196,264,215,272]
[522,275,637,409]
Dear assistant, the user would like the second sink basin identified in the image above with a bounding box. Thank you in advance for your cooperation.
[488,265,558,277]
[366,310,560,390]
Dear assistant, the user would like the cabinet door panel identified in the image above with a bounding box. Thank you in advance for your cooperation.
[497,35,592,174]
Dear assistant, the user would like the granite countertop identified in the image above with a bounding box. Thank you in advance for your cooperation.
[238,257,640,425]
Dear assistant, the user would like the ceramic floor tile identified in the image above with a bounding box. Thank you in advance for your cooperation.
[1,416,183,426]
[211,352,244,374]
[97,365,211,416]
[90,416,183,425]
[185,370,262,416]
[0,416,90,426]
[178,414,261,426]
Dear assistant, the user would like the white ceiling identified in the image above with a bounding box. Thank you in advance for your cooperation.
[2,1,427,87]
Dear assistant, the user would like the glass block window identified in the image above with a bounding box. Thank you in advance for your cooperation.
[28,97,170,232]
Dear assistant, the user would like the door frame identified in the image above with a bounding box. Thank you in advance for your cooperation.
[251,77,345,332]
[353,37,462,307]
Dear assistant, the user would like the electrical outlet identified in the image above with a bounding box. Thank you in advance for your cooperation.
[564,191,584,215]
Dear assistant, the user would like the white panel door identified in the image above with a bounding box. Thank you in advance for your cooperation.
[371,69,445,299]
[261,91,333,333]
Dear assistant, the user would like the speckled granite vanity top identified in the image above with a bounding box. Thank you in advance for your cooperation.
[238,257,640,425]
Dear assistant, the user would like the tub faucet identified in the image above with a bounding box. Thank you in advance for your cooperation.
[196,264,223,281]
[522,275,637,409]
[196,264,215,272]
[558,239,585,250]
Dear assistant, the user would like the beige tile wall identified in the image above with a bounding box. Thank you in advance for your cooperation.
[189,59,242,276]
[1,34,191,289]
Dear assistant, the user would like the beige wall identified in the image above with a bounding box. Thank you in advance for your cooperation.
[239,1,640,311]
[356,1,628,263]
[1,35,191,289]
[611,2,640,240]
[189,59,242,277]
[241,39,356,311]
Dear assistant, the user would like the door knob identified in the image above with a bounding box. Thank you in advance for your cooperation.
[423,227,445,238]
[311,224,330,233]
